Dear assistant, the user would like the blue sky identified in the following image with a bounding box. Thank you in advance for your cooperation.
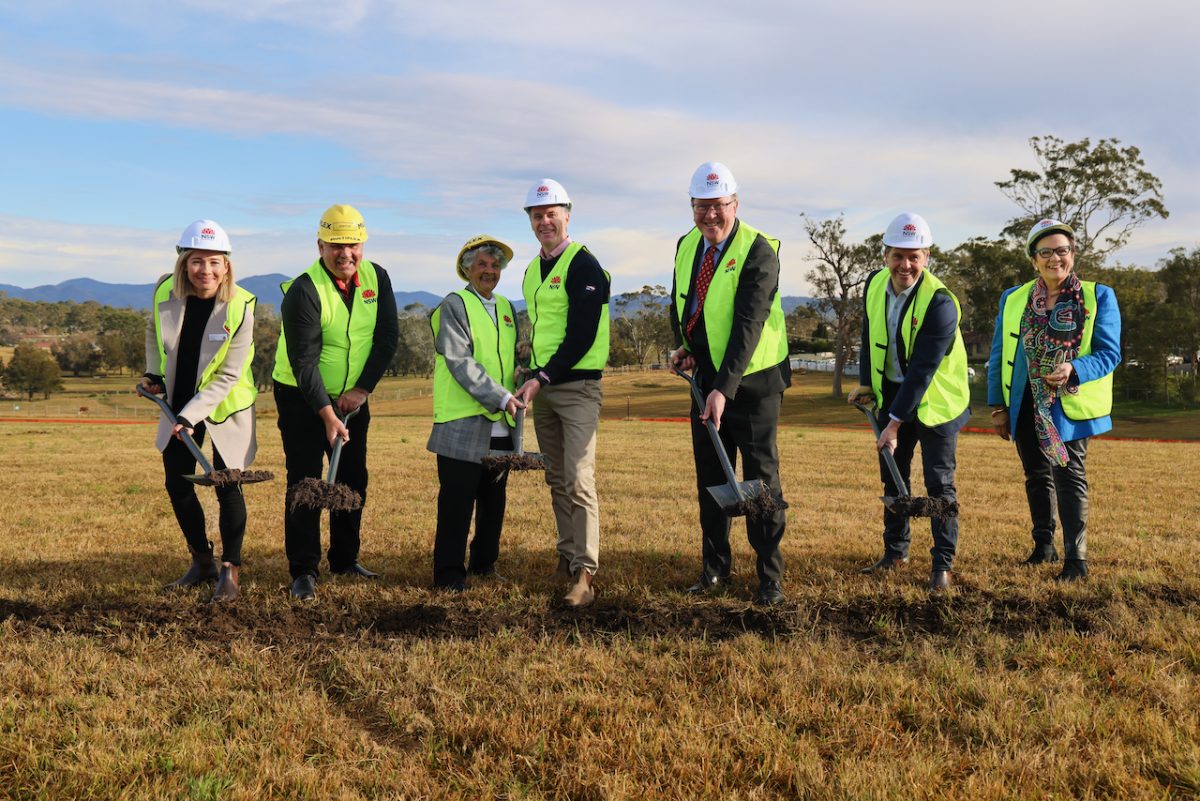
[1,0,1196,297]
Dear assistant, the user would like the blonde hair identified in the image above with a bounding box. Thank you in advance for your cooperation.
[173,250,235,302]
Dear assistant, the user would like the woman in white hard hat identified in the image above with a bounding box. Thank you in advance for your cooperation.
[141,220,259,601]
[427,235,523,591]
[987,219,1121,581]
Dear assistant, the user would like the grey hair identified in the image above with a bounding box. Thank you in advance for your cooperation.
[460,244,509,275]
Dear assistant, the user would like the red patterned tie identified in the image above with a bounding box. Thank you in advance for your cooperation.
[685,245,717,339]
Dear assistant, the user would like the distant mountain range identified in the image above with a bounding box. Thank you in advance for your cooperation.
[0,276,815,317]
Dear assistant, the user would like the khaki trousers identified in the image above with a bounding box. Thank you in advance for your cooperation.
[533,379,602,575]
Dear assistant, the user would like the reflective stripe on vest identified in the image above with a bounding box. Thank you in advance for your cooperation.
[672,223,788,376]
[1000,279,1111,420]
[153,275,257,424]
[430,290,517,425]
[272,259,381,399]
[865,269,969,426]
[521,242,610,371]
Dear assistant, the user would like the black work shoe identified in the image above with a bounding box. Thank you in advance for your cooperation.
[756,580,786,606]
[686,573,730,595]
[164,546,219,590]
[929,570,953,591]
[860,554,909,574]
[331,562,380,579]
[1022,544,1060,565]
[468,568,508,583]
[1054,559,1088,582]
[290,574,317,600]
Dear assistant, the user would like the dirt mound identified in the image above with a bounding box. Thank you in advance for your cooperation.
[888,495,958,519]
[287,478,362,511]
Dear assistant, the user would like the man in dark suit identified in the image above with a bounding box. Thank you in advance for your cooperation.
[668,161,791,606]
[848,213,971,591]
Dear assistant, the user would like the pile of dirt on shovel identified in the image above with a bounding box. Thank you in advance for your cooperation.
[206,469,274,488]
[480,453,546,472]
[287,478,363,512]
[733,485,789,521]
[890,496,958,519]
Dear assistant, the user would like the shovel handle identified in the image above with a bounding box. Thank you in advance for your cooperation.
[851,398,910,498]
[513,406,526,455]
[673,367,746,502]
[135,384,214,475]
[326,406,360,484]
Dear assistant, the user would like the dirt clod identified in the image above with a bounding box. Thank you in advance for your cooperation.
[731,485,788,521]
[287,478,363,512]
[201,468,275,488]
[888,496,958,519]
[480,453,546,472]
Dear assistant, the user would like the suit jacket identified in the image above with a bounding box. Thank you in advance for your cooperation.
[426,290,516,463]
[669,218,791,401]
[859,269,969,432]
[144,280,257,468]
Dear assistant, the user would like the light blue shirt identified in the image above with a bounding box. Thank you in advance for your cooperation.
[884,278,918,382]
[686,237,728,319]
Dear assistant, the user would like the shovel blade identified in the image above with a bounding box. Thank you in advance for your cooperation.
[183,474,216,486]
[706,479,767,516]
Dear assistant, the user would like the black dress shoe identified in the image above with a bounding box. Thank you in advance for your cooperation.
[468,568,508,583]
[756,580,786,606]
[929,570,952,591]
[686,573,730,595]
[1022,544,1060,565]
[1054,559,1088,582]
[436,580,466,593]
[860,554,909,574]
[290,574,317,600]
[331,562,380,579]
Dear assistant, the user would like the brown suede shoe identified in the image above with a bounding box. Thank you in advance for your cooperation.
[212,563,240,602]
[164,545,219,591]
[564,571,594,607]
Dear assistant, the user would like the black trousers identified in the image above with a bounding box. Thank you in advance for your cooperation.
[433,436,512,588]
[162,425,246,565]
[879,381,959,571]
[275,383,370,579]
[689,390,787,584]
[1013,396,1089,560]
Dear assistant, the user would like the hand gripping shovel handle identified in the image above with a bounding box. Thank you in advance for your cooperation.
[326,406,360,484]
[673,367,747,502]
[852,398,910,498]
[135,384,214,476]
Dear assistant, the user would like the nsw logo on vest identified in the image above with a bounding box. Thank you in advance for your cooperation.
[723,258,737,273]
[503,314,513,327]
[361,288,378,305]
[549,276,562,290]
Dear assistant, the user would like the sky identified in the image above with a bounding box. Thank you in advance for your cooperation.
[0,0,1197,298]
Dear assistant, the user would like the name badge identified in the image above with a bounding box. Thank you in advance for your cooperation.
[207,333,228,342]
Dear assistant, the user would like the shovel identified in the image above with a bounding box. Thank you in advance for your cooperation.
[673,368,783,520]
[136,384,273,487]
[286,407,363,512]
[851,398,957,519]
[480,406,545,472]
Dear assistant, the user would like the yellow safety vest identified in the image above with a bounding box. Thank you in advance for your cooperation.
[152,275,257,424]
[865,269,969,426]
[673,223,788,376]
[431,290,517,425]
[521,242,610,372]
[272,260,381,399]
[1000,279,1112,419]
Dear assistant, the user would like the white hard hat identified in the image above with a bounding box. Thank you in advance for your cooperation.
[176,219,231,254]
[882,213,933,249]
[689,161,738,199]
[1026,218,1075,256]
[524,178,572,210]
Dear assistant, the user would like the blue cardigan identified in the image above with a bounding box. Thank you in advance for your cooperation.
[988,283,1121,442]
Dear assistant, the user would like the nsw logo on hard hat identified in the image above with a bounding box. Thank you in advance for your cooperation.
[903,224,918,233]
[705,172,721,187]
[201,227,215,236]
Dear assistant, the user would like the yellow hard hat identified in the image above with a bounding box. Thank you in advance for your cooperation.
[318,204,368,244]
[456,234,514,280]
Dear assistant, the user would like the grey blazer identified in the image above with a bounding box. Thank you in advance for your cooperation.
[426,289,515,464]
[144,275,258,469]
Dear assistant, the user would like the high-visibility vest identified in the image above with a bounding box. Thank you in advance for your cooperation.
[272,259,381,399]
[152,275,257,424]
[430,289,517,425]
[673,223,787,376]
[865,269,969,426]
[1000,279,1112,419]
[521,242,610,371]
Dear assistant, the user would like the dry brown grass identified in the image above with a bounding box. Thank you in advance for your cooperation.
[2,412,1199,800]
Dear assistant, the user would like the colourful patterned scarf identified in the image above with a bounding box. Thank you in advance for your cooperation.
[1020,272,1085,466]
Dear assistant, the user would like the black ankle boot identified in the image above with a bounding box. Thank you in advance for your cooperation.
[164,544,219,590]
[1054,558,1088,582]
[1022,543,1059,565]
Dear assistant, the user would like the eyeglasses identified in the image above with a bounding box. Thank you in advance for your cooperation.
[1034,246,1074,259]
[691,200,736,216]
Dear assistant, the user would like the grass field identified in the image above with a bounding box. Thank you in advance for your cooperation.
[2,394,1199,799]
